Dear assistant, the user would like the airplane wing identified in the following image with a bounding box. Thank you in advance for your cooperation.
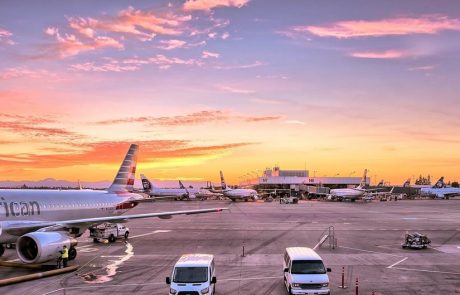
[2,207,228,236]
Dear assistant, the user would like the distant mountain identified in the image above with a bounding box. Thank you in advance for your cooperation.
[0,178,211,189]
[0,178,111,189]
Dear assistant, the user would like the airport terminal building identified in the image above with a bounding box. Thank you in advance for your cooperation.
[240,166,370,196]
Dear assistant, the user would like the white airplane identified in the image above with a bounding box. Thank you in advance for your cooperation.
[0,144,227,263]
[214,171,258,202]
[140,174,191,200]
[420,177,460,199]
[328,169,375,201]
[178,180,222,200]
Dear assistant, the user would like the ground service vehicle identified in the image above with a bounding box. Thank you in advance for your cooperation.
[89,223,129,243]
[283,247,331,295]
[166,254,216,295]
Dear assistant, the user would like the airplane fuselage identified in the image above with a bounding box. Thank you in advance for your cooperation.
[329,188,365,199]
[0,189,140,243]
[420,187,460,199]
[223,189,258,199]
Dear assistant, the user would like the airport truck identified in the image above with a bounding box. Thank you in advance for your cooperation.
[89,223,129,243]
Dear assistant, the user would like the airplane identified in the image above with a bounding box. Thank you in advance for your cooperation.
[328,169,378,201]
[419,177,460,199]
[178,180,222,200]
[140,174,190,200]
[0,144,227,263]
[213,171,258,202]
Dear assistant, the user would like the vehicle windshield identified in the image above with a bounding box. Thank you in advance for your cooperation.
[173,267,208,283]
[291,260,326,274]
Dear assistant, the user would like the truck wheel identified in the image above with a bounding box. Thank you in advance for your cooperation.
[108,234,116,243]
[124,231,129,239]
[0,244,4,257]
[68,247,77,260]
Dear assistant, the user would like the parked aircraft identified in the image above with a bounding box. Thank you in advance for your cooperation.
[420,177,460,199]
[141,174,190,200]
[0,144,227,263]
[214,171,258,202]
[178,180,222,200]
[328,169,375,201]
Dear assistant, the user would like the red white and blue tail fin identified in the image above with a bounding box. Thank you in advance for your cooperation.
[108,144,138,193]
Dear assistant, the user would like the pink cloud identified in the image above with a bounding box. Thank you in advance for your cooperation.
[184,0,250,11]
[0,67,58,80]
[67,7,191,40]
[408,65,435,71]
[215,61,264,70]
[158,39,187,50]
[218,85,255,94]
[202,50,219,58]
[350,50,408,59]
[296,15,460,39]
[70,54,202,72]
[0,28,14,45]
[46,28,123,58]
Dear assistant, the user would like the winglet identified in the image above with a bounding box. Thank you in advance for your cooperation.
[108,144,138,193]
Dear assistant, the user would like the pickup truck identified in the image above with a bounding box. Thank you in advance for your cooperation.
[89,223,130,243]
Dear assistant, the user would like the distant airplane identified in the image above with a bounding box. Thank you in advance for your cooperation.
[0,144,227,263]
[214,171,258,202]
[140,174,190,200]
[178,180,222,200]
[328,169,378,201]
[419,177,460,199]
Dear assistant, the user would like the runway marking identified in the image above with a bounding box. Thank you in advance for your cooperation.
[41,282,166,295]
[339,246,405,258]
[391,266,460,276]
[130,229,171,239]
[387,257,408,269]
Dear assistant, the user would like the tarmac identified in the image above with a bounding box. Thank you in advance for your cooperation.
[1,199,460,295]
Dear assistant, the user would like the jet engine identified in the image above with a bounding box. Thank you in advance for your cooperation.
[17,232,78,264]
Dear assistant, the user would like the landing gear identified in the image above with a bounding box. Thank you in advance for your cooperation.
[69,247,77,261]
[0,244,4,257]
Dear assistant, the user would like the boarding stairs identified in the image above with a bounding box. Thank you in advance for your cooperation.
[314,226,337,250]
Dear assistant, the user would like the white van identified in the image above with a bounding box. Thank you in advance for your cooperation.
[166,254,216,295]
[283,247,331,295]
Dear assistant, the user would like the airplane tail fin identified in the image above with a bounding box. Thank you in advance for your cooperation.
[108,144,138,193]
[357,169,367,189]
[433,177,445,188]
[377,179,384,187]
[178,180,185,189]
[140,174,154,192]
[403,178,411,187]
[220,171,227,190]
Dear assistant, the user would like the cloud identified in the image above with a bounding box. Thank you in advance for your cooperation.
[67,7,191,40]
[95,110,280,126]
[408,65,435,71]
[45,27,123,58]
[0,27,14,45]
[214,61,264,70]
[297,15,460,39]
[221,32,230,39]
[158,39,187,50]
[350,50,408,59]
[0,67,58,80]
[70,54,202,72]
[202,50,219,58]
[218,85,255,94]
[282,120,305,125]
[184,0,250,11]
[0,140,255,170]
[0,113,76,138]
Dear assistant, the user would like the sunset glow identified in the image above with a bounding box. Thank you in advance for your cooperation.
[0,1,459,185]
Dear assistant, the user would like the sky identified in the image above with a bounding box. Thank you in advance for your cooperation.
[0,0,459,185]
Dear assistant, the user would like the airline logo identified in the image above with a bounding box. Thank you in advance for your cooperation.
[142,178,151,190]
